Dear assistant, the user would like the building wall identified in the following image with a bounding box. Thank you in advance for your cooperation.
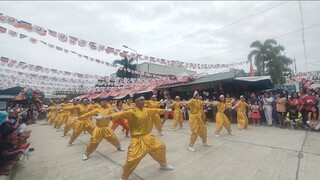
[137,62,196,78]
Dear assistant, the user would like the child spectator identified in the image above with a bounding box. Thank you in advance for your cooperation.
[251,101,261,126]
[285,106,303,129]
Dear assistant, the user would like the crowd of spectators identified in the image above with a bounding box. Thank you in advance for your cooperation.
[193,86,320,131]
[0,102,39,175]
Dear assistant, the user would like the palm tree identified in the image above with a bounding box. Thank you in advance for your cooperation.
[113,56,137,78]
[247,39,279,75]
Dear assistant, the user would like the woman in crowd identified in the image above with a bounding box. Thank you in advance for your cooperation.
[287,92,304,113]
[306,106,320,130]
[276,91,287,129]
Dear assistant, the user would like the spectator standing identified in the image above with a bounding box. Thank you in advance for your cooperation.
[262,92,274,126]
[276,91,287,129]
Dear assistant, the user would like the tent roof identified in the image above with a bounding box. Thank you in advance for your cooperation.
[0,86,24,96]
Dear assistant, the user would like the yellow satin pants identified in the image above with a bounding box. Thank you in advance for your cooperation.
[121,134,167,180]
[49,113,58,125]
[85,126,121,156]
[56,113,69,129]
[46,112,54,121]
[153,114,162,133]
[69,120,95,144]
[188,113,207,146]
[215,112,232,134]
[200,110,206,123]
[63,116,77,135]
[237,111,248,129]
[173,110,183,129]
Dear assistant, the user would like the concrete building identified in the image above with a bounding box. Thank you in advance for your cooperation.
[136,62,197,79]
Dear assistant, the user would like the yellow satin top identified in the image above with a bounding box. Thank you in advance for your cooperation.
[63,104,93,121]
[172,101,182,111]
[212,101,231,113]
[69,104,80,117]
[79,107,112,127]
[236,100,249,112]
[145,100,160,108]
[186,98,204,114]
[111,107,164,136]
[226,98,233,108]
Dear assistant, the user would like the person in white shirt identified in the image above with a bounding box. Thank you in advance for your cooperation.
[262,92,274,126]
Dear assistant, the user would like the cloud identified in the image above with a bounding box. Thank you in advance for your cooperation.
[0,0,319,81]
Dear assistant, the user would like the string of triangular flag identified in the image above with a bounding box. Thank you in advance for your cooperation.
[0,13,249,70]
[0,26,166,78]
[0,56,174,88]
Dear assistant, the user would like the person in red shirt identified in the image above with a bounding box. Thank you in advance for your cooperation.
[288,92,304,112]
[303,89,318,127]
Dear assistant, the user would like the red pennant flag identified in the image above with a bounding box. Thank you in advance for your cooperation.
[106,47,114,54]
[1,57,9,63]
[0,26,7,33]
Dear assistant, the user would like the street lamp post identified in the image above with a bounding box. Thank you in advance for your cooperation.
[123,45,139,78]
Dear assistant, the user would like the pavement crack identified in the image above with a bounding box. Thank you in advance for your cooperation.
[295,130,308,180]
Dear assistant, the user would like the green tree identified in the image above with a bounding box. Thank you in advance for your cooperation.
[267,54,293,84]
[247,39,278,75]
[113,56,137,78]
[248,39,293,85]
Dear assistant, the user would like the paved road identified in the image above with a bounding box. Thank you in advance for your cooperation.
[12,120,320,180]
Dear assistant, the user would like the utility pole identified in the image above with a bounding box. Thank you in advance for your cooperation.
[299,1,308,72]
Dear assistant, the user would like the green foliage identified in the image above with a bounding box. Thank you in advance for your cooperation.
[113,56,138,78]
[248,39,293,85]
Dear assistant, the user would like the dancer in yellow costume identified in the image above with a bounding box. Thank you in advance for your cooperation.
[172,96,184,130]
[55,99,72,131]
[101,96,174,180]
[199,96,207,124]
[46,105,55,121]
[62,99,80,137]
[232,95,251,130]
[60,98,96,147]
[121,98,135,134]
[145,95,164,136]
[186,91,211,152]
[212,95,234,137]
[76,99,125,161]
[46,105,57,123]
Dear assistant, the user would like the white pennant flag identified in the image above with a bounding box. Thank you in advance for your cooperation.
[98,45,105,51]
[68,36,78,45]
[29,37,38,44]
[33,25,47,36]
[8,30,18,37]
[58,33,68,42]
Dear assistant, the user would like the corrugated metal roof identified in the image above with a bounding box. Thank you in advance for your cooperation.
[158,69,246,89]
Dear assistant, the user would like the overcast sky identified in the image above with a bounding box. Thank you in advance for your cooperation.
[0,1,319,78]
